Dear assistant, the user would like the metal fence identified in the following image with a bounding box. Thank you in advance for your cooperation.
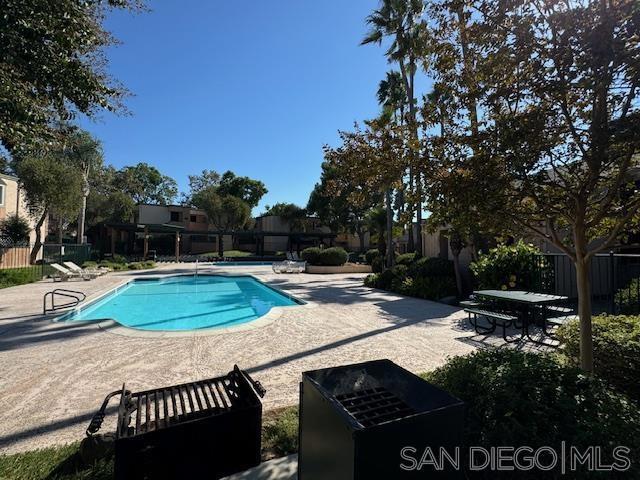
[534,252,640,314]
[0,244,92,284]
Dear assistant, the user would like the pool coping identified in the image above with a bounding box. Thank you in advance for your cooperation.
[54,272,315,338]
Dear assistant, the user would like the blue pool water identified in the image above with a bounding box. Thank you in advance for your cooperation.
[63,275,300,331]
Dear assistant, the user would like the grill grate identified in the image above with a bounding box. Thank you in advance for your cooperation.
[118,375,252,438]
[336,386,416,428]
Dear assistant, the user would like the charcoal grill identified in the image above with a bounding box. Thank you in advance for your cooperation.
[87,365,265,479]
[298,359,465,479]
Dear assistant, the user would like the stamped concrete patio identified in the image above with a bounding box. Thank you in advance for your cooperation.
[0,263,484,454]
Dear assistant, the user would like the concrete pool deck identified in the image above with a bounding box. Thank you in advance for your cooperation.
[1,263,492,454]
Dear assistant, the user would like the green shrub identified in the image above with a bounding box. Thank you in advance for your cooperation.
[614,278,640,314]
[371,256,383,273]
[395,252,416,266]
[0,267,41,289]
[556,314,640,400]
[364,273,379,288]
[300,247,321,265]
[470,241,552,291]
[425,349,640,478]
[111,254,128,264]
[408,256,455,278]
[365,249,381,265]
[408,274,457,300]
[315,247,348,266]
[82,261,97,268]
[262,407,299,458]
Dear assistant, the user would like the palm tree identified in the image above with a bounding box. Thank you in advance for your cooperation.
[377,71,406,122]
[378,71,412,252]
[363,0,427,256]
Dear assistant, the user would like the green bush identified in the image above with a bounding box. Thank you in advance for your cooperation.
[300,247,321,265]
[614,278,640,314]
[425,349,640,478]
[408,256,455,278]
[556,314,640,400]
[315,247,348,266]
[364,273,379,288]
[408,274,457,300]
[395,252,416,266]
[365,249,381,265]
[262,407,299,458]
[0,267,41,289]
[82,261,97,268]
[111,254,128,264]
[371,256,384,273]
[364,255,457,300]
[470,241,552,291]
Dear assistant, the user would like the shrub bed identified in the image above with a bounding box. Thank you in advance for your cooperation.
[556,314,640,400]
[300,247,348,266]
[300,247,321,265]
[0,267,42,289]
[470,241,552,291]
[364,256,457,301]
[614,279,640,314]
[425,349,640,478]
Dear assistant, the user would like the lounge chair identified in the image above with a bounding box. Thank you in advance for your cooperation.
[64,261,109,276]
[50,263,95,281]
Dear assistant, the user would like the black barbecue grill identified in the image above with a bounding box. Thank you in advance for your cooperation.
[298,359,465,479]
[87,365,265,479]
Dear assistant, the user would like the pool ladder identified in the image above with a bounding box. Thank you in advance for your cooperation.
[43,289,87,314]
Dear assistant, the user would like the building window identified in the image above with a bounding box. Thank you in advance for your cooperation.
[170,211,181,222]
[0,184,4,207]
[190,214,197,223]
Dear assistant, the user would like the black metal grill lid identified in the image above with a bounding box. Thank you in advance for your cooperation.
[303,359,464,428]
[116,365,265,438]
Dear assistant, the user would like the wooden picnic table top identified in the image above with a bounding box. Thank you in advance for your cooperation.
[474,290,568,305]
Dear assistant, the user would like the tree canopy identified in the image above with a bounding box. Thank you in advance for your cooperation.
[182,170,267,208]
[115,163,178,205]
[0,0,144,153]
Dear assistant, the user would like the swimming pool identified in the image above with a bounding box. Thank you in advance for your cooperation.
[62,275,301,331]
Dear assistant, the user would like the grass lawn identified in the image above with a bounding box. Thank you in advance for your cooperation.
[0,267,42,289]
[197,250,253,258]
[0,407,299,480]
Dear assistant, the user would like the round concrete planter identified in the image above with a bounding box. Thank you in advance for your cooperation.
[306,263,372,274]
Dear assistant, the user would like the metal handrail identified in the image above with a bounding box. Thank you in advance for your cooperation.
[43,289,87,314]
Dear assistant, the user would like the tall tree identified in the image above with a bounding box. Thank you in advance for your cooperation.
[192,188,251,258]
[115,163,178,205]
[57,128,103,244]
[217,171,268,208]
[363,0,428,255]
[455,0,640,371]
[262,203,308,232]
[324,120,404,267]
[307,161,380,252]
[0,0,143,153]
[182,169,221,205]
[13,152,83,262]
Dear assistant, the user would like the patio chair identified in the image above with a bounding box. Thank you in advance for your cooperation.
[50,263,94,281]
[64,261,109,276]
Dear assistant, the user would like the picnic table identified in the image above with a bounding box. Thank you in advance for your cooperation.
[472,290,570,344]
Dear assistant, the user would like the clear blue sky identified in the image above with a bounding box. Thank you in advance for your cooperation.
[80,1,429,214]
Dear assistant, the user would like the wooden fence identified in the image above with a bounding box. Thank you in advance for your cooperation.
[0,246,32,270]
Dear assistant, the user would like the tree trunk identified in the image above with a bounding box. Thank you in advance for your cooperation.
[452,251,463,298]
[77,168,90,244]
[57,218,63,244]
[30,210,47,264]
[575,257,594,372]
[415,173,423,257]
[355,226,366,253]
[218,234,224,258]
[386,189,394,268]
